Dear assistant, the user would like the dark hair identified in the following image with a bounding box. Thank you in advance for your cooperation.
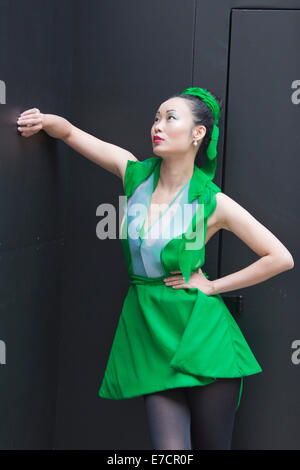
[168,89,223,165]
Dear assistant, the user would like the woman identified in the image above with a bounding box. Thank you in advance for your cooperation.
[17,87,294,450]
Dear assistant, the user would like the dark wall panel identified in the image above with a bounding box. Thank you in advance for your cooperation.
[0,0,72,449]
[223,9,299,450]
[0,242,63,449]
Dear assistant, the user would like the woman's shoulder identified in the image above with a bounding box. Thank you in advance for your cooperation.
[125,155,159,173]
[124,156,161,198]
[210,190,248,231]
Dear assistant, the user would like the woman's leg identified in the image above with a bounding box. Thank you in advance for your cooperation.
[143,387,192,450]
[186,377,242,450]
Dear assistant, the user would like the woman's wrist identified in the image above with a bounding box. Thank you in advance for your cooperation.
[209,280,218,296]
[43,114,72,140]
[207,255,294,297]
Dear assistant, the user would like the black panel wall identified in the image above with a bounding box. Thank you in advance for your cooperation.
[0,0,73,449]
[0,0,299,450]
[222,9,300,450]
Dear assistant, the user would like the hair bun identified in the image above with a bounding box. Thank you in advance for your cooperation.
[181,87,220,125]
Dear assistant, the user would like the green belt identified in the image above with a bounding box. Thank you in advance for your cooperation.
[129,270,209,286]
[130,273,166,285]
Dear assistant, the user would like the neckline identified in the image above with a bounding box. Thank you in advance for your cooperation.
[139,159,193,240]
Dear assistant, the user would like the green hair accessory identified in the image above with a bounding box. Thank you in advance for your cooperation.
[181,87,220,181]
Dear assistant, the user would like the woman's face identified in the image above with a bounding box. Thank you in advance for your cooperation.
[151,97,205,159]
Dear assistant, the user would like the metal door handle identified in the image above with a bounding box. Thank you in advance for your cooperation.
[221,294,243,316]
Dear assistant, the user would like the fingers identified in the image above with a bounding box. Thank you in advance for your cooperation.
[167,279,183,285]
[18,123,42,137]
[164,278,184,287]
[167,279,187,289]
[17,110,43,137]
[20,108,40,116]
[18,116,43,127]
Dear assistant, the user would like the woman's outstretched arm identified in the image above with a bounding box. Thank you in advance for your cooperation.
[17,109,138,183]
[209,192,294,295]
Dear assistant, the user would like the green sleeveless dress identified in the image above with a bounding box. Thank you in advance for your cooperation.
[98,156,262,410]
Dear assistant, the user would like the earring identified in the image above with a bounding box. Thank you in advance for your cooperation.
[193,139,198,147]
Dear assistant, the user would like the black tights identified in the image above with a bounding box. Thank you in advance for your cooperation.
[143,377,242,450]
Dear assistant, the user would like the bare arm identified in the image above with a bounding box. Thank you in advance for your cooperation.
[61,121,138,181]
[17,110,138,184]
[210,192,294,295]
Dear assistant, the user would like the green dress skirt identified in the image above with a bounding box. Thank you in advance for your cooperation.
[98,157,262,410]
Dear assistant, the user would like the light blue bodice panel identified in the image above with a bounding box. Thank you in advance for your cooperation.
[125,171,199,278]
